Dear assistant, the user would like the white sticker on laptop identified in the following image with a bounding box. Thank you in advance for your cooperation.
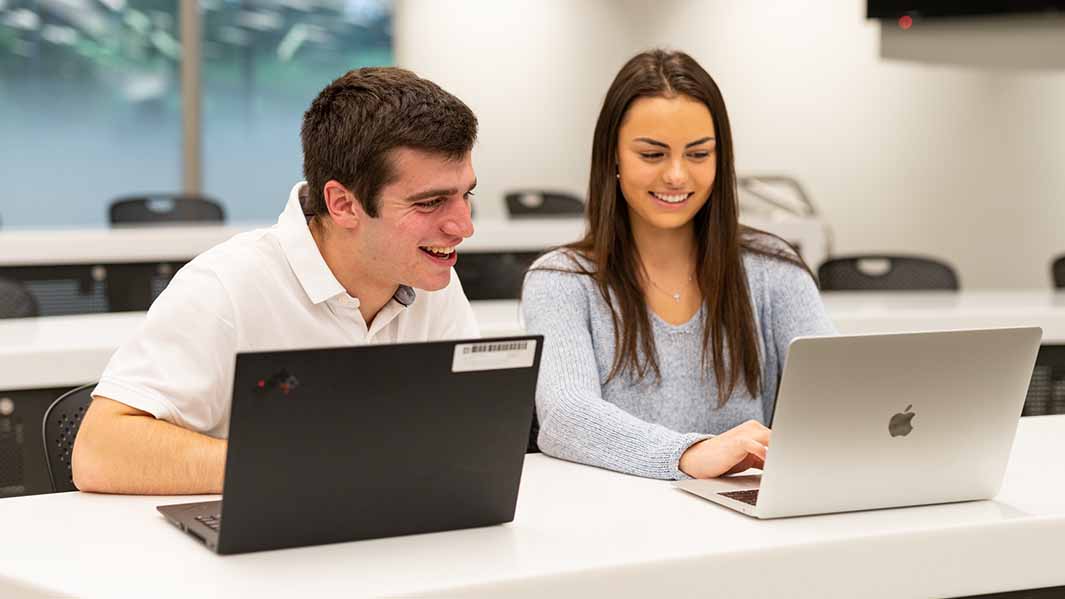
[452,339,537,372]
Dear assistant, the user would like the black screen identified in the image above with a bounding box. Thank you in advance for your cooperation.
[868,1,1065,19]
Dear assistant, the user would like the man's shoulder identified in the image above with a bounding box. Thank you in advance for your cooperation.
[159,226,286,308]
[178,226,286,288]
[195,226,279,269]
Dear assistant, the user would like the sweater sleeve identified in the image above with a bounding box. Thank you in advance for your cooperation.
[521,261,709,480]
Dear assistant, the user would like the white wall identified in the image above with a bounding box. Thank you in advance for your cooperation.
[642,0,1065,289]
[396,0,1065,288]
[393,0,637,220]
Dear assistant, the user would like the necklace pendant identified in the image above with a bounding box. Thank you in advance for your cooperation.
[672,292,681,303]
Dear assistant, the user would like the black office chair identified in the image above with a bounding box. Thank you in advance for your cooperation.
[107,193,224,311]
[109,193,225,225]
[817,255,959,291]
[42,383,95,492]
[504,190,584,219]
[1051,255,1065,289]
[0,276,38,318]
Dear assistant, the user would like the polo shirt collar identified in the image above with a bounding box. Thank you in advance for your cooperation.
[276,182,417,308]
[276,182,344,305]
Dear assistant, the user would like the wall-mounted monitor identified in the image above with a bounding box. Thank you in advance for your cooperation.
[868,1,1065,19]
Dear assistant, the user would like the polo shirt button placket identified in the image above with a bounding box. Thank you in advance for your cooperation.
[331,296,365,338]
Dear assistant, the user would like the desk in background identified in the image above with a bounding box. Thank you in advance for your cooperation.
[0,416,1062,598]
[0,215,826,267]
[825,291,1065,418]
[0,215,828,309]
[0,220,582,266]
[822,290,1065,339]
[0,220,594,313]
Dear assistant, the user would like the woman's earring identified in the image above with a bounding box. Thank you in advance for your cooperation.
[615,172,620,179]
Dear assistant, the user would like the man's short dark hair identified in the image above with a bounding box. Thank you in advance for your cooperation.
[300,67,478,218]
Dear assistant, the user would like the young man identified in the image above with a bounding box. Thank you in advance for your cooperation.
[73,68,480,494]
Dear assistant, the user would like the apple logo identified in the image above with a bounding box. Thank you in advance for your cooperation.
[889,405,915,437]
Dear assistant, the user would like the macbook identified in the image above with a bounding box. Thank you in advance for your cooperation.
[674,327,1041,518]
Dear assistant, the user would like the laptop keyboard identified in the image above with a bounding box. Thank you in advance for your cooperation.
[719,489,759,506]
[195,514,222,531]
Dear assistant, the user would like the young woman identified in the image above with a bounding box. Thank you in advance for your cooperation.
[521,49,835,480]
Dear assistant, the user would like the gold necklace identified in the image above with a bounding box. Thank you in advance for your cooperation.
[645,272,694,303]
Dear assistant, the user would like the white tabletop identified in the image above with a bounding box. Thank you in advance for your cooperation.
[0,214,826,268]
[0,220,583,265]
[0,415,1063,598]
[4,291,1065,392]
[823,290,1065,340]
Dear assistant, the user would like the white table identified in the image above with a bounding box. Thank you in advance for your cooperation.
[0,220,582,265]
[823,290,1065,340]
[0,215,827,268]
[0,415,1062,598]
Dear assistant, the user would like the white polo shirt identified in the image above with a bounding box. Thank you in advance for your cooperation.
[93,182,480,438]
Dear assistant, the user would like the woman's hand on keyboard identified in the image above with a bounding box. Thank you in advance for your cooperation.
[678,420,770,479]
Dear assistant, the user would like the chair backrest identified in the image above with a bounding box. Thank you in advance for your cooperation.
[504,190,584,219]
[109,194,225,225]
[1051,255,1065,289]
[42,383,95,492]
[0,276,38,318]
[817,254,959,291]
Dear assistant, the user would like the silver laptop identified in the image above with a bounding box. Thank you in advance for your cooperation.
[674,327,1042,519]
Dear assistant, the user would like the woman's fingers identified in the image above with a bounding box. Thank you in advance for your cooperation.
[720,438,768,475]
[685,434,770,478]
[741,420,772,446]
[723,420,772,447]
[745,438,768,462]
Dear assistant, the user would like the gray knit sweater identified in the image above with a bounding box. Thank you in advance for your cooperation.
[521,246,836,480]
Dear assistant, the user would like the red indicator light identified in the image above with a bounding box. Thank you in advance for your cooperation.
[257,380,265,388]
[899,15,913,30]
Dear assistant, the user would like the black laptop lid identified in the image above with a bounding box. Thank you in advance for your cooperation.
[216,335,543,555]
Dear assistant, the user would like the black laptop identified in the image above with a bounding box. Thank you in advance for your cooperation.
[157,335,543,555]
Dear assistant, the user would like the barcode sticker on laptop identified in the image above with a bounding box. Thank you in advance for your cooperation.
[452,339,537,372]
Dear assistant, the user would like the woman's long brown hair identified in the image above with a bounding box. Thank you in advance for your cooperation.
[544,49,812,408]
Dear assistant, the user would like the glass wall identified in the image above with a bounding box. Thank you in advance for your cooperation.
[0,0,182,228]
[201,0,392,221]
[0,0,393,228]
